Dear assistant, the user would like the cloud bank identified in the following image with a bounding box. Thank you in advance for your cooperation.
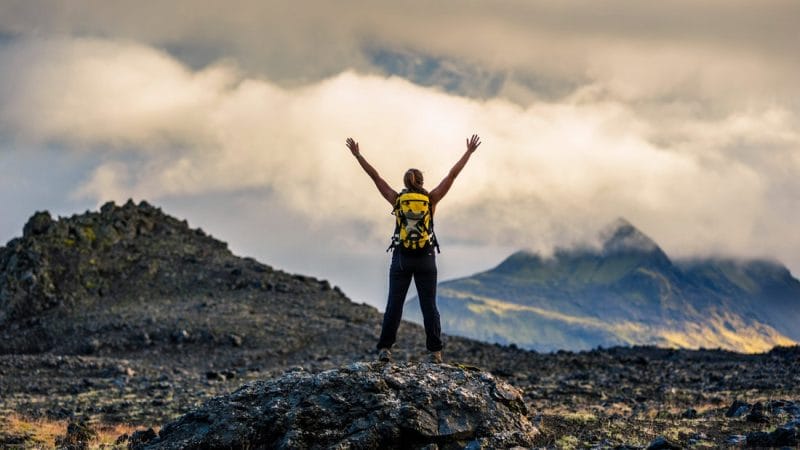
[2,36,798,264]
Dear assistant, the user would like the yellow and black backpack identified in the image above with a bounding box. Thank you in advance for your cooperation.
[388,190,439,252]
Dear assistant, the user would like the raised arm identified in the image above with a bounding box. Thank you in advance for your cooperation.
[346,138,398,205]
[429,134,481,206]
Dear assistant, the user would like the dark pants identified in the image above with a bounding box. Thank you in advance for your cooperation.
[377,248,443,352]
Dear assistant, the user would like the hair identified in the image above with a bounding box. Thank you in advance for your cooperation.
[403,168,427,195]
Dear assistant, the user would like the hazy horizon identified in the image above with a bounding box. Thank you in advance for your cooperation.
[2,1,799,309]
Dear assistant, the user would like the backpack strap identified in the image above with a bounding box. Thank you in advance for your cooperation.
[430,215,441,254]
[386,191,403,252]
[425,202,440,254]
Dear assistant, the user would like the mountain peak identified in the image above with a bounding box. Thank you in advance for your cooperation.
[600,218,660,255]
[491,219,667,276]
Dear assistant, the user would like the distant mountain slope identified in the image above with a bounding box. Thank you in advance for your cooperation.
[407,219,799,352]
[677,258,800,342]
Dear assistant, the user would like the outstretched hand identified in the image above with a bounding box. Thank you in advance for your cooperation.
[466,134,481,153]
[346,137,360,156]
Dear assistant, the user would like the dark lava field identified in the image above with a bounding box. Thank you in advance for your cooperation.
[1,201,799,448]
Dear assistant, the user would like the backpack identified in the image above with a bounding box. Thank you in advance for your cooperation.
[387,190,440,253]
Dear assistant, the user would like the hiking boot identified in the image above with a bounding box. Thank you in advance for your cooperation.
[377,348,392,362]
[427,351,443,364]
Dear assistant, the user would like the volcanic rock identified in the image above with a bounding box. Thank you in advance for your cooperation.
[135,361,538,449]
[745,426,797,447]
[745,401,767,423]
[725,399,750,418]
[646,436,681,450]
[54,420,97,450]
[125,428,158,448]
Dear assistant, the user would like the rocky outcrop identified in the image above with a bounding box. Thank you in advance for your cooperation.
[0,200,240,324]
[134,361,538,449]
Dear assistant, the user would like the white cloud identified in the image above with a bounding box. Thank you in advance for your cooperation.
[2,1,798,107]
[2,36,798,273]
[0,37,237,148]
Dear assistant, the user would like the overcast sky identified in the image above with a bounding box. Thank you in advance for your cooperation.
[1,1,799,309]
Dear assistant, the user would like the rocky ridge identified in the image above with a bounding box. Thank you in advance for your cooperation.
[0,200,372,359]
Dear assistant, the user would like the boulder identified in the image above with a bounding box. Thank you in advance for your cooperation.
[745,401,767,423]
[55,420,97,450]
[725,399,750,418]
[23,211,53,237]
[135,361,538,449]
[646,436,681,450]
[746,427,797,447]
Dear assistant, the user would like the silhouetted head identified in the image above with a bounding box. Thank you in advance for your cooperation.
[403,168,427,194]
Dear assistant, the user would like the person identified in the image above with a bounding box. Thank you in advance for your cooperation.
[346,134,481,363]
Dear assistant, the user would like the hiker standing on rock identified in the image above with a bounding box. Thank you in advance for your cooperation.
[346,135,481,363]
